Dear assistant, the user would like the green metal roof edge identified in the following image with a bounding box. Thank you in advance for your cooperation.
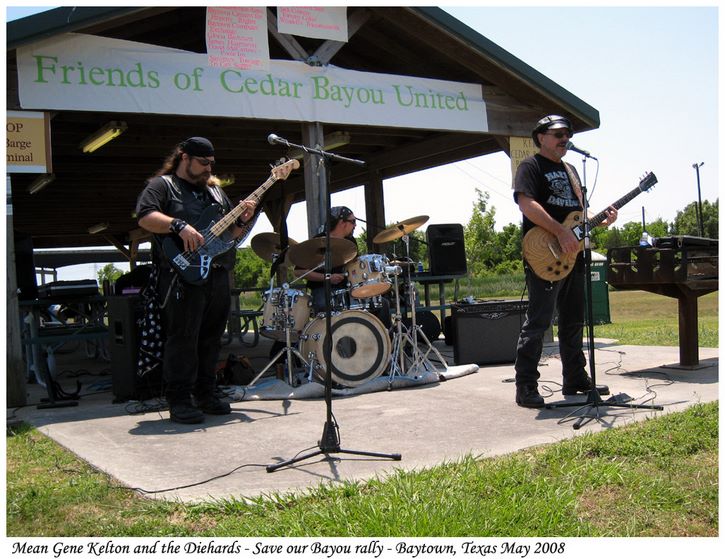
[7,6,146,50]
[413,6,600,129]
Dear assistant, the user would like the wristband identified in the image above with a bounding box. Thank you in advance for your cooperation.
[169,218,187,234]
[235,216,245,228]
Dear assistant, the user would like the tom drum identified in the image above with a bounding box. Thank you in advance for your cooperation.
[260,287,311,341]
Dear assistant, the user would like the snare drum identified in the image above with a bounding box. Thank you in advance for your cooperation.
[299,310,390,387]
[260,287,311,341]
[345,254,391,298]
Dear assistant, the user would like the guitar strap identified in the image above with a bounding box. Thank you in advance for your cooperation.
[206,182,225,206]
[563,162,584,208]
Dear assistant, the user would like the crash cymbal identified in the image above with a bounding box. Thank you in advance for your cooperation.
[372,215,429,244]
[287,237,357,269]
[250,232,298,262]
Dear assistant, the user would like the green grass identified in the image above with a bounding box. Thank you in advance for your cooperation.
[596,290,718,347]
[6,402,718,536]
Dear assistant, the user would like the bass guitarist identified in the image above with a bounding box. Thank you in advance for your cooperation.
[136,137,259,424]
[512,116,617,408]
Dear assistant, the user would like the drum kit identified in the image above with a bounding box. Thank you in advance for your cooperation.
[244,215,447,388]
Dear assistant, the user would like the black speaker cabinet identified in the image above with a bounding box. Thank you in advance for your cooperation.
[108,295,163,402]
[14,232,38,300]
[451,300,527,365]
[427,224,467,276]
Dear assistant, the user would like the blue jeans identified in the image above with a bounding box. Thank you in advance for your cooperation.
[515,255,587,388]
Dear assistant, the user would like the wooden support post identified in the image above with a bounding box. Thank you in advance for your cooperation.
[6,176,27,407]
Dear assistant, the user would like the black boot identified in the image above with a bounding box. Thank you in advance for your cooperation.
[516,385,545,408]
[196,394,231,415]
[169,400,205,424]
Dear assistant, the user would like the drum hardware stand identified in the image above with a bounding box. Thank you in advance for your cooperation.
[247,254,311,387]
[265,134,400,472]
[388,234,447,386]
[545,154,663,428]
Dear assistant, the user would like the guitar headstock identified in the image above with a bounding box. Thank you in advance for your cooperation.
[271,158,300,181]
[639,171,658,192]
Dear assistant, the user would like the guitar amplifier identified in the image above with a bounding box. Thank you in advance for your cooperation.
[451,300,528,365]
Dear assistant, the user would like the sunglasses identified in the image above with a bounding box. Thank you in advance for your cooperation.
[344,219,356,225]
[193,156,216,168]
[545,131,572,139]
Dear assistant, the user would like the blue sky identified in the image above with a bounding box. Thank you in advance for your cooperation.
[7,5,720,279]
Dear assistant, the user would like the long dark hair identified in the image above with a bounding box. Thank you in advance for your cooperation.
[151,145,185,179]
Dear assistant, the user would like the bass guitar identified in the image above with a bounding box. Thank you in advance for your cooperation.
[163,159,299,285]
[522,172,657,282]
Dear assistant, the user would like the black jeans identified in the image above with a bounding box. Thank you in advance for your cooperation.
[515,255,587,388]
[159,266,231,405]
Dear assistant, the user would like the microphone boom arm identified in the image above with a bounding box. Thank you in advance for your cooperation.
[268,133,366,167]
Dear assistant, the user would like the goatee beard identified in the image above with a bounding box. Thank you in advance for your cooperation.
[185,162,210,188]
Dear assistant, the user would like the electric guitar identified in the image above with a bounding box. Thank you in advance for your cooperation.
[522,172,658,282]
[163,159,299,285]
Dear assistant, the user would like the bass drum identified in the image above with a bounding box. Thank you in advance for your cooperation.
[299,310,390,387]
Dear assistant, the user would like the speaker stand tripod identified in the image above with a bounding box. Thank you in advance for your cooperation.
[265,138,400,472]
[546,156,663,428]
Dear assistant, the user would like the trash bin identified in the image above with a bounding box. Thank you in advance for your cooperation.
[586,251,611,324]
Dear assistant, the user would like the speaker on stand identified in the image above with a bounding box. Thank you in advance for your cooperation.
[427,224,467,276]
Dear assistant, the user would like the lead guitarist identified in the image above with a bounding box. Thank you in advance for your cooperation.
[136,137,259,424]
[512,116,617,408]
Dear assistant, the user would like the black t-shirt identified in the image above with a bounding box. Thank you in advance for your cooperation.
[135,174,237,270]
[305,232,358,291]
[513,154,583,235]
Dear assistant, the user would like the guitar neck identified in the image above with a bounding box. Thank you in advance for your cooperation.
[210,175,277,235]
[589,185,646,228]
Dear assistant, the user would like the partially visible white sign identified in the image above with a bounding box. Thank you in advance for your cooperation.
[277,6,348,42]
[17,33,487,133]
[206,7,269,70]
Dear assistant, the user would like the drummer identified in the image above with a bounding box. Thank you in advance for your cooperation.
[293,206,357,313]
[293,206,391,327]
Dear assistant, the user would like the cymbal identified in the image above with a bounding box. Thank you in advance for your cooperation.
[389,259,414,268]
[287,237,357,269]
[372,215,429,244]
[250,232,298,262]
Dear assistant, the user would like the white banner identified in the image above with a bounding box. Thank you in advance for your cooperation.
[277,6,348,42]
[17,33,487,133]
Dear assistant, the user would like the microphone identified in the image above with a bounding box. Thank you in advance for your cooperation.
[267,133,286,145]
[566,141,597,160]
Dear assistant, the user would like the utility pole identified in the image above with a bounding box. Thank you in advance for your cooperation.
[692,162,705,237]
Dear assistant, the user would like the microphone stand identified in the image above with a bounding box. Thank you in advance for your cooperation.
[266,136,401,472]
[546,154,662,429]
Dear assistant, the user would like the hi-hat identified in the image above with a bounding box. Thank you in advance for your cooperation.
[251,232,298,262]
[287,237,357,269]
[373,215,429,244]
[389,259,415,268]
